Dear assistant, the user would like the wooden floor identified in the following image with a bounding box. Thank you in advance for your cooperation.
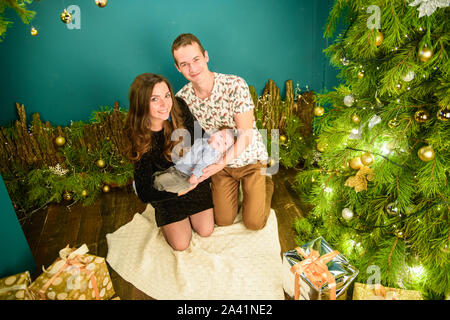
[20,167,310,300]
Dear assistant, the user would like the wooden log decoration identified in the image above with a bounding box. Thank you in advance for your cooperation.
[295,91,316,137]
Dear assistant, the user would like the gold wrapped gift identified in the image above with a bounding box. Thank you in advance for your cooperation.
[352,282,423,300]
[0,271,34,300]
[29,244,115,300]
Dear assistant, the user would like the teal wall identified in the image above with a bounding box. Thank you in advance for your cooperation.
[0,175,35,278]
[0,0,338,126]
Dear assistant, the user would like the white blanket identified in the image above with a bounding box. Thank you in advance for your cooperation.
[106,204,284,300]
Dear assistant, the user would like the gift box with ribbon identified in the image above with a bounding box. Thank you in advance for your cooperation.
[282,236,359,300]
[28,244,115,300]
[352,282,423,300]
[0,271,34,300]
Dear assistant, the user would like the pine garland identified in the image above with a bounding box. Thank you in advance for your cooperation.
[0,102,133,222]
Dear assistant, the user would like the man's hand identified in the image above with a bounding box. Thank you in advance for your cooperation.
[189,162,226,184]
[177,183,198,196]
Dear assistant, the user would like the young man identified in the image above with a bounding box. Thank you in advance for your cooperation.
[171,33,274,230]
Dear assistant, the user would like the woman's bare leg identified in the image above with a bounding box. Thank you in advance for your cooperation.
[189,208,214,237]
[161,218,192,251]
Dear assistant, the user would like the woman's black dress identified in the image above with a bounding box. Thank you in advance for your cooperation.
[133,97,213,227]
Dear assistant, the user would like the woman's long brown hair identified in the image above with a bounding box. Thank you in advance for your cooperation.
[124,73,185,162]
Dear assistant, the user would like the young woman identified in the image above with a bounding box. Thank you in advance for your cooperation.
[124,73,214,251]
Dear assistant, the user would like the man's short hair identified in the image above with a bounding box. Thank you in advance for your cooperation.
[171,33,206,65]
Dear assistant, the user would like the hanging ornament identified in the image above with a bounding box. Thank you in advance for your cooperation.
[409,0,450,18]
[395,83,402,90]
[417,145,435,162]
[55,136,66,147]
[63,191,72,201]
[316,142,328,152]
[375,30,384,46]
[96,159,106,168]
[418,46,434,62]
[342,208,354,220]
[351,114,361,124]
[341,57,350,66]
[402,71,415,82]
[314,106,325,116]
[436,106,450,121]
[345,165,375,192]
[350,157,363,170]
[95,0,108,7]
[268,158,277,167]
[60,9,73,24]
[30,27,38,36]
[357,71,365,79]
[360,152,375,166]
[102,185,110,193]
[414,109,430,123]
[81,189,88,197]
[344,95,355,107]
[386,202,399,215]
[279,135,287,143]
[388,118,400,128]
[394,229,404,238]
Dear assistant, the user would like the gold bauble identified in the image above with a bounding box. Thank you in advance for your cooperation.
[436,107,450,122]
[280,135,287,143]
[268,158,276,167]
[316,142,327,152]
[357,71,365,79]
[388,118,399,128]
[350,157,363,170]
[314,106,325,116]
[417,145,435,162]
[394,229,404,238]
[375,31,384,47]
[96,159,106,168]
[95,0,108,7]
[386,202,399,215]
[60,9,73,24]
[351,114,361,123]
[102,185,110,193]
[30,27,38,36]
[55,136,66,147]
[418,47,434,62]
[414,109,430,123]
[63,191,72,201]
[395,83,402,90]
[360,152,375,166]
[81,189,88,197]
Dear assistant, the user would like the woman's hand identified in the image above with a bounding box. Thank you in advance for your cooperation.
[189,162,226,184]
[177,183,198,196]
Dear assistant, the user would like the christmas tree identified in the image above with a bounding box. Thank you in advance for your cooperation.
[0,0,35,41]
[294,0,449,299]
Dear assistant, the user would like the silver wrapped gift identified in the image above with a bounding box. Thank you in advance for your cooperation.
[282,236,358,300]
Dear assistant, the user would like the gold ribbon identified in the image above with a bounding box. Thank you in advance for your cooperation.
[290,247,339,300]
[39,244,100,300]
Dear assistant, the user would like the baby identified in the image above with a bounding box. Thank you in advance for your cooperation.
[153,127,235,194]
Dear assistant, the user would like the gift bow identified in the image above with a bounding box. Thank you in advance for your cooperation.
[290,247,339,300]
[39,244,100,300]
[372,284,398,300]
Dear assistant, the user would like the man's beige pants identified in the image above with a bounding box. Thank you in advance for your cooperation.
[211,162,274,230]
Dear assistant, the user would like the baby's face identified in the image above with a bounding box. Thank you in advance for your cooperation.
[209,129,234,153]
